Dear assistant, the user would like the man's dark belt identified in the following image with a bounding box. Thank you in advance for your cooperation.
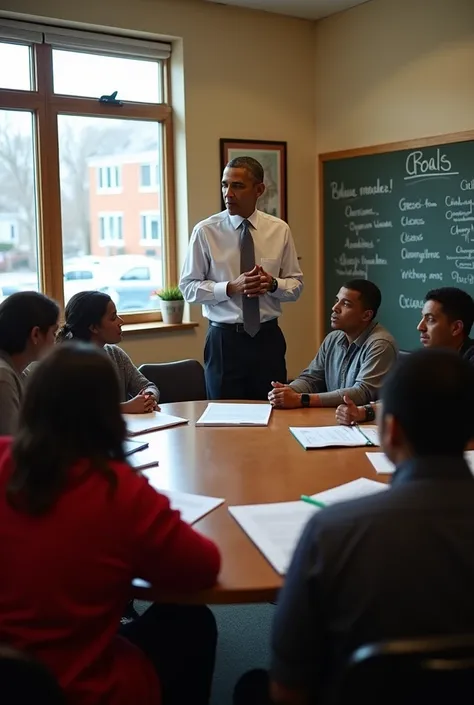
[209,318,278,333]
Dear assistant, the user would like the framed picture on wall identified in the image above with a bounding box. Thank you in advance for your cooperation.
[220,139,288,222]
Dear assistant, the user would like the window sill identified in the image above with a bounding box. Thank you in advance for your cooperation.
[121,321,198,335]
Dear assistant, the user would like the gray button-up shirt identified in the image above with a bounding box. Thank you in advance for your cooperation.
[289,321,397,406]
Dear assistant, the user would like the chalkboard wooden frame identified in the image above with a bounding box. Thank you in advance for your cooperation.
[318,129,474,343]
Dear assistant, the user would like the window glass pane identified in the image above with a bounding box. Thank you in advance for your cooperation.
[58,115,164,313]
[52,49,162,103]
[140,164,151,188]
[0,110,39,304]
[0,43,32,90]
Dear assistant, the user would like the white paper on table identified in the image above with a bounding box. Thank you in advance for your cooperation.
[313,477,388,504]
[229,478,388,575]
[365,452,395,474]
[141,469,224,524]
[290,425,379,449]
[123,411,188,436]
[367,450,474,476]
[229,501,317,575]
[196,403,272,427]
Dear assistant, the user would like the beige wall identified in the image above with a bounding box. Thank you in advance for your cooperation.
[1,0,317,377]
[315,0,474,154]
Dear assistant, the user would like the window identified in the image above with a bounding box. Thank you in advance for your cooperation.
[0,19,175,321]
[99,213,124,245]
[140,212,161,244]
[97,165,121,192]
[139,163,159,190]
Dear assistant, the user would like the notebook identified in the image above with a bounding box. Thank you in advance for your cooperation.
[196,403,272,427]
[127,447,159,471]
[290,425,379,449]
[123,439,149,456]
[123,411,188,436]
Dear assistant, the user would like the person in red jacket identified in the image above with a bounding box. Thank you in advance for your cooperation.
[0,342,221,705]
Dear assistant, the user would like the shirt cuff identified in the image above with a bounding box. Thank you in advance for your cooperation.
[214,281,230,302]
[289,379,312,394]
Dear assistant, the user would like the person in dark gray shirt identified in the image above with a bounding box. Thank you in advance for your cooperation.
[0,292,59,436]
[268,279,397,410]
[235,349,474,705]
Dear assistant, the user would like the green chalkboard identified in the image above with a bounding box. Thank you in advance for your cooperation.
[321,132,474,350]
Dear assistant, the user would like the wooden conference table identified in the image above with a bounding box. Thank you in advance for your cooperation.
[133,401,389,605]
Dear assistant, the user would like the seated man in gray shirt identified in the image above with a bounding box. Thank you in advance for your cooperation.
[268,279,397,409]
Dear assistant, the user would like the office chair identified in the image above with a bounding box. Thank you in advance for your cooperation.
[0,644,65,704]
[139,359,207,404]
[337,633,474,705]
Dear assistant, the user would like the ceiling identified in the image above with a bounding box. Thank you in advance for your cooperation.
[204,0,370,20]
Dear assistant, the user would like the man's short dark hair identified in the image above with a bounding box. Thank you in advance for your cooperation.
[343,279,382,320]
[381,349,474,455]
[0,292,59,355]
[226,156,264,184]
[425,287,474,337]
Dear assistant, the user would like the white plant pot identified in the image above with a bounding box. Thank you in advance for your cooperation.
[160,299,184,324]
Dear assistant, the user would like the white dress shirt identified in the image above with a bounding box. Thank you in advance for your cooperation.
[179,209,304,323]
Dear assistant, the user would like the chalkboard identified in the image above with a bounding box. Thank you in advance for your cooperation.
[320,131,474,350]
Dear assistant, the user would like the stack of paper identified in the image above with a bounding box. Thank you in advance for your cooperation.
[229,478,388,575]
[124,439,149,456]
[290,425,379,449]
[196,403,272,427]
[366,450,474,475]
[123,411,188,436]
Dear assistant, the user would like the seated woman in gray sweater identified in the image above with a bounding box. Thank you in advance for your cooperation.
[0,291,59,435]
[56,291,159,413]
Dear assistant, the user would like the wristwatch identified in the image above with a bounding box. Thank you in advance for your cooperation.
[269,277,278,293]
[363,404,375,422]
[301,393,310,408]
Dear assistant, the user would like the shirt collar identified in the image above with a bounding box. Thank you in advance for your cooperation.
[228,209,259,231]
[337,320,378,348]
[391,455,473,488]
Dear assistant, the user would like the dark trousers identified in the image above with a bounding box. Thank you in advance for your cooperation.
[120,603,217,705]
[204,321,287,401]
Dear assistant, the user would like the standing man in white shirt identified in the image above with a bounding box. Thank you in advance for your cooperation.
[179,157,303,400]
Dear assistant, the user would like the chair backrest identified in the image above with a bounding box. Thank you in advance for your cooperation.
[337,634,474,705]
[0,645,65,704]
[139,359,207,404]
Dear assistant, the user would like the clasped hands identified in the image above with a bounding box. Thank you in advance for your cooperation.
[121,388,160,414]
[227,265,273,298]
[268,381,302,409]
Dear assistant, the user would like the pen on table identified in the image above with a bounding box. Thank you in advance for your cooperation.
[300,495,326,509]
[354,424,375,446]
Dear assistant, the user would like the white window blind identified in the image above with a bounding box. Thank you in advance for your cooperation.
[0,18,171,59]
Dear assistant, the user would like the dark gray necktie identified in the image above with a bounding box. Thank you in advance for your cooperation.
[240,219,260,337]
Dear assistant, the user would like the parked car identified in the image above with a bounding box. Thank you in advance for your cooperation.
[63,255,163,311]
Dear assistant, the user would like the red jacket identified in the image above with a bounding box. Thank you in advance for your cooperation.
[0,438,221,705]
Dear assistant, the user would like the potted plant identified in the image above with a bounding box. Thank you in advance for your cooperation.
[155,286,184,324]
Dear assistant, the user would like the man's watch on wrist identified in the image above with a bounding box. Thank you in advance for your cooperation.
[269,277,278,293]
[363,404,375,422]
[301,393,310,408]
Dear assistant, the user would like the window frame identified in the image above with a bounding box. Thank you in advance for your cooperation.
[0,33,176,324]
